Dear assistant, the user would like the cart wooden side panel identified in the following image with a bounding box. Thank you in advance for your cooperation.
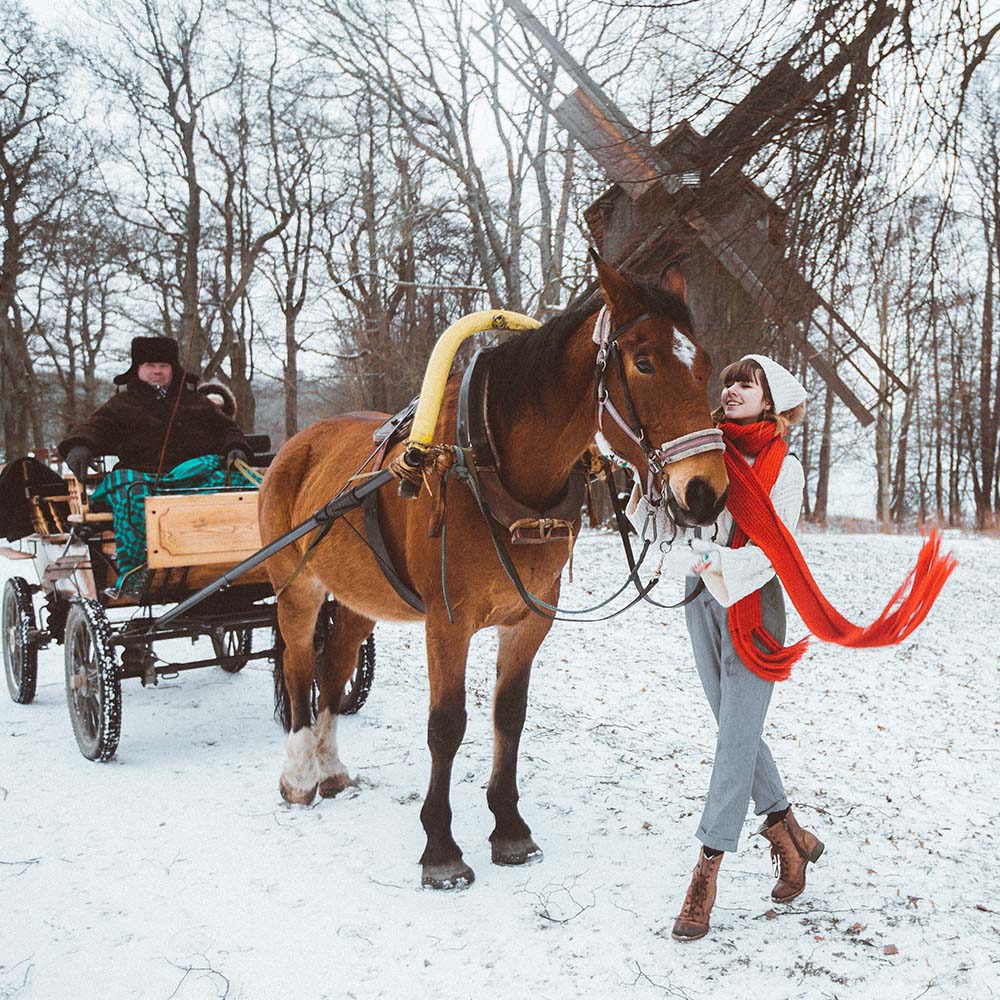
[145,491,270,586]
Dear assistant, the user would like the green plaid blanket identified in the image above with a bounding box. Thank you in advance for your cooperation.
[90,454,258,593]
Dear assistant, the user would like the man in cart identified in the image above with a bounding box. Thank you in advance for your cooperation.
[58,336,250,478]
[57,336,256,594]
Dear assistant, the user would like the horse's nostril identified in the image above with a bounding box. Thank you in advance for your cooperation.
[683,477,726,525]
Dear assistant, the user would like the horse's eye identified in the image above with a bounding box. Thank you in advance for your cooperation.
[635,358,655,375]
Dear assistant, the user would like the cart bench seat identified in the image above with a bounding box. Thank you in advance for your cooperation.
[67,511,115,524]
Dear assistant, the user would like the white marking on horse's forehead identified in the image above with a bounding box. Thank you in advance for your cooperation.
[672,329,697,371]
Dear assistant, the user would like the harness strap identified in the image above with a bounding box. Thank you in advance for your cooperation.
[358,422,427,613]
[361,491,426,613]
[457,348,589,540]
[442,446,659,623]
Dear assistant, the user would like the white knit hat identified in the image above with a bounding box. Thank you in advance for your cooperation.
[741,354,806,414]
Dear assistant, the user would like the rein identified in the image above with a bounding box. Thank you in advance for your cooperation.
[439,444,660,623]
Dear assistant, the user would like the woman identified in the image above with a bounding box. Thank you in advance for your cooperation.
[627,353,823,942]
[197,380,238,421]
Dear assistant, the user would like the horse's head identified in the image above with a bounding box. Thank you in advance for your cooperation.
[592,253,729,527]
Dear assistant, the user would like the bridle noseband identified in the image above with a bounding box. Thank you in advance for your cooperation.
[592,306,724,500]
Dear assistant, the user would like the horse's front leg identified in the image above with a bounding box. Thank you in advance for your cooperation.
[420,614,473,889]
[487,613,552,866]
[313,603,374,798]
[275,579,326,805]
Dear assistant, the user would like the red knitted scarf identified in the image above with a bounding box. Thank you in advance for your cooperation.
[719,420,957,682]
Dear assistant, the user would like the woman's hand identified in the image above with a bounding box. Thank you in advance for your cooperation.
[690,539,722,575]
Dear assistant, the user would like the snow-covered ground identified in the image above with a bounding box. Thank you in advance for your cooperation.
[1,527,997,1000]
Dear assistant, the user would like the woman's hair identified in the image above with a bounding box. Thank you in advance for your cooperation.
[711,357,805,432]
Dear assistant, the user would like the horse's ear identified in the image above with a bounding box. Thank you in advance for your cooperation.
[659,263,687,302]
[590,249,629,308]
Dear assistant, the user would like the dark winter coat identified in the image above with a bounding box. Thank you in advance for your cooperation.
[58,378,249,474]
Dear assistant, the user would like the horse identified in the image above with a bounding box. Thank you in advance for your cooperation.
[258,254,730,889]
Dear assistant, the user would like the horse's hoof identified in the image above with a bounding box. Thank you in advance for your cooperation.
[279,776,317,805]
[319,773,357,798]
[421,861,476,890]
[491,837,543,866]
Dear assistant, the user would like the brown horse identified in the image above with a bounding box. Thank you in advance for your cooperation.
[258,255,729,888]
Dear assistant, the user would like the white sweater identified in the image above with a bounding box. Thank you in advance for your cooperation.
[625,454,805,608]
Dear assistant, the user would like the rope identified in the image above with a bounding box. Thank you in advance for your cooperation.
[230,457,263,487]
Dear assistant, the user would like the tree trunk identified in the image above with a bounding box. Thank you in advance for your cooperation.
[874,284,892,531]
[284,307,298,441]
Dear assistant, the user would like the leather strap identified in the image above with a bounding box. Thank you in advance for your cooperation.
[456,349,587,542]
[358,417,426,614]
[361,492,425,613]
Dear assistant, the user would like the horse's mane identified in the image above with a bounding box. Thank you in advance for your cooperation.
[484,277,694,417]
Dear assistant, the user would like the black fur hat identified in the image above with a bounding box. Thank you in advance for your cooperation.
[114,337,197,386]
[197,380,238,420]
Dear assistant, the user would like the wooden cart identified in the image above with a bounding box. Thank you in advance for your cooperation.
[2,469,374,761]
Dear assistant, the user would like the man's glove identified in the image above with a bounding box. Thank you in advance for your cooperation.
[224,448,251,468]
[65,445,94,482]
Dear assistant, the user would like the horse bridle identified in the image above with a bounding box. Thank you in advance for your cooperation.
[592,305,725,504]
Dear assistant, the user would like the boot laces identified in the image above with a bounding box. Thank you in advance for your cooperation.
[770,839,793,880]
[680,861,710,916]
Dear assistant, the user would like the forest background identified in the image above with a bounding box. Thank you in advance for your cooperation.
[3,0,1000,529]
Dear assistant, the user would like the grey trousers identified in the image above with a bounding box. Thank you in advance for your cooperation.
[684,576,790,852]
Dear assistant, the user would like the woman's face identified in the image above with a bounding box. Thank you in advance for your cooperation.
[721,373,767,424]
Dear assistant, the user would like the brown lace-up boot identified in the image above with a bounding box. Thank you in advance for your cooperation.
[757,807,825,902]
[671,848,724,942]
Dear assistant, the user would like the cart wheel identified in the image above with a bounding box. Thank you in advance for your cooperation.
[3,577,38,704]
[211,626,252,673]
[64,599,121,762]
[339,632,375,716]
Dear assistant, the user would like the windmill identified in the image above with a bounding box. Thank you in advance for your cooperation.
[489,0,905,427]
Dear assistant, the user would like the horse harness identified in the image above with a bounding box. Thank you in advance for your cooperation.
[455,348,590,544]
[359,351,590,616]
[359,304,726,621]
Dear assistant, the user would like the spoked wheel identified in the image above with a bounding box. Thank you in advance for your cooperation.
[339,632,376,716]
[3,577,38,704]
[211,626,252,673]
[64,599,121,762]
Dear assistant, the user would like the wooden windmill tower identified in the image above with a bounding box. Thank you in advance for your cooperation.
[494,0,904,427]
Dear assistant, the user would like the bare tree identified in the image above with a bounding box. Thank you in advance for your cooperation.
[21,191,129,429]
[965,82,1000,529]
[199,54,293,429]
[256,0,341,439]
[294,0,591,316]
[0,4,76,455]
[87,0,234,363]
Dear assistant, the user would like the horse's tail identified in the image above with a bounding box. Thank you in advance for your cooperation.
[272,625,292,731]
[271,620,322,731]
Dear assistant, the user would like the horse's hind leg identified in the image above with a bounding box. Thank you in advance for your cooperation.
[314,604,374,798]
[420,617,474,890]
[275,577,326,805]
[488,616,552,866]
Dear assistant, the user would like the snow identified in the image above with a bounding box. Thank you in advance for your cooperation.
[1,527,998,1000]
